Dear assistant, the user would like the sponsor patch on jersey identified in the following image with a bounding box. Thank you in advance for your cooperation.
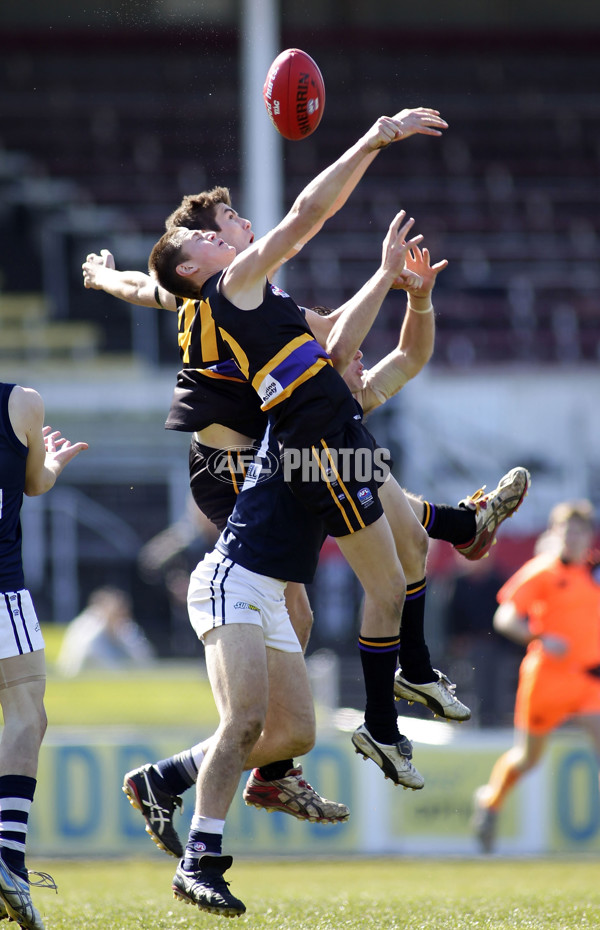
[257,374,283,406]
[357,487,374,508]
[233,601,260,612]
[270,284,290,299]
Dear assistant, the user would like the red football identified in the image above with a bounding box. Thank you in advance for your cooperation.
[263,48,325,141]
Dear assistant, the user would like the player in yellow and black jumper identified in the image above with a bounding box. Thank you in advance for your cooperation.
[149,111,446,802]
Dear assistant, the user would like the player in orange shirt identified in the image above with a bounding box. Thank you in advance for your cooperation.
[472,499,600,853]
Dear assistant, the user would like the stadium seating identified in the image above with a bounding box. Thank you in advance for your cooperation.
[0,28,598,365]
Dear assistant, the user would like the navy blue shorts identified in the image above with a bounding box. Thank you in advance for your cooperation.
[282,419,389,538]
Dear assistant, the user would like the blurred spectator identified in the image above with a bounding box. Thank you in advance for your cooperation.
[444,551,523,727]
[57,586,155,676]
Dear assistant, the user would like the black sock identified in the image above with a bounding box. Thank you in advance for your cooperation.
[398,578,435,684]
[258,760,294,781]
[358,633,401,744]
[421,501,476,545]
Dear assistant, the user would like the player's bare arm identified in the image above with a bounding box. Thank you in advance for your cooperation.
[272,106,448,276]
[83,249,177,311]
[495,602,569,656]
[389,244,447,374]
[9,387,88,497]
[220,113,440,308]
[358,246,446,413]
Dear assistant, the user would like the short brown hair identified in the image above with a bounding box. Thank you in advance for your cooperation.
[548,499,595,530]
[148,227,201,300]
[165,187,232,231]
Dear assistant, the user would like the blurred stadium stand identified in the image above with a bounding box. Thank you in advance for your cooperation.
[1,25,599,366]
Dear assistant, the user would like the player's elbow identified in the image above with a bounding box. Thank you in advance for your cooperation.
[328,346,351,373]
[324,333,353,373]
[402,347,433,381]
[24,472,56,497]
[289,196,326,235]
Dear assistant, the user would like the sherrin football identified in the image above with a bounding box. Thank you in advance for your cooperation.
[263,48,325,141]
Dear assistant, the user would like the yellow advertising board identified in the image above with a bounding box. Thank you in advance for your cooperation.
[27,725,600,858]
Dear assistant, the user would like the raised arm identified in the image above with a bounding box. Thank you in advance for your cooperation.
[8,387,88,497]
[222,110,447,308]
[357,245,447,415]
[83,249,177,311]
[320,211,424,373]
[270,107,448,277]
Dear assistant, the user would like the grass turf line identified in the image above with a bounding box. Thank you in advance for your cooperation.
[33,857,600,929]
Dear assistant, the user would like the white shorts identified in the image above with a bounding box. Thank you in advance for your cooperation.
[0,590,45,659]
[188,551,301,653]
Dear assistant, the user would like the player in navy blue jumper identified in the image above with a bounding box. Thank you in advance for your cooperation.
[0,383,87,930]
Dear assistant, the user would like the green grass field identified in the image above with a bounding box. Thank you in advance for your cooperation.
[29,857,600,929]
[44,663,218,727]
[43,625,219,727]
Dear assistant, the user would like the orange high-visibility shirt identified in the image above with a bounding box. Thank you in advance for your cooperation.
[497,554,600,671]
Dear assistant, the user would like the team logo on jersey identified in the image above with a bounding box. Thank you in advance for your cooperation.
[270,284,290,299]
[357,487,374,508]
[206,446,279,487]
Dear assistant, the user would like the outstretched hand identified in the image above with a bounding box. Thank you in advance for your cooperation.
[82,249,115,289]
[393,245,448,297]
[363,107,448,150]
[390,107,448,140]
[380,210,424,284]
[43,426,88,471]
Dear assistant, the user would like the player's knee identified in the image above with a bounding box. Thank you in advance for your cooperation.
[225,706,265,756]
[18,708,47,754]
[369,584,405,624]
[401,522,429,578]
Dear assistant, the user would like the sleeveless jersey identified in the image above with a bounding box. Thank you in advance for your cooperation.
[165,296,268,438]
[0,384,28,592]
[216,424,326,584]
[202,273,357,446]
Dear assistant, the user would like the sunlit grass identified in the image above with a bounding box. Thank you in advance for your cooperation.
[34,857,600,930]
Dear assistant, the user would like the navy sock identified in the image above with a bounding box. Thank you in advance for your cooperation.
[183,829,222,869]
[358,633,401,744]
[398,579,435,684]
[421,502,475,545]
[153,750,198,796]
[0,774,36,881]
